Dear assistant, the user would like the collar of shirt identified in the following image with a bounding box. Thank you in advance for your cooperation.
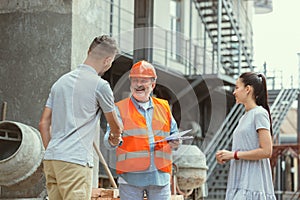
[130,96,153,111]
[78,64,98,75]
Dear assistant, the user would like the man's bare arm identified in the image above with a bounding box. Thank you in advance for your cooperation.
[104,110,123,136]
[39,107,52,149]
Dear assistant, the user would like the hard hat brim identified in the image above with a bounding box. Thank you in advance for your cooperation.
[129,74,157,78]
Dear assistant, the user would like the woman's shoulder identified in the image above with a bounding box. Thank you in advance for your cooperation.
[253,106,269,119]
[254,106,268,113]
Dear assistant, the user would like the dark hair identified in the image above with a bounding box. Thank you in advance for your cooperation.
[239,72,273,135]
[88,35,119,55]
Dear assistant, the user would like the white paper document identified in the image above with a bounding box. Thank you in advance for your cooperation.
[152,129,193,144]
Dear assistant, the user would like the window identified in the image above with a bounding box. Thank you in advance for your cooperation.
[170,0,182,61]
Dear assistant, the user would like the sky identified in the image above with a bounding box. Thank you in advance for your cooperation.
[252,0,300,89]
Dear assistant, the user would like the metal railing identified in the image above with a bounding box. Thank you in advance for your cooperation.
[271,89,299,140]
[100,0,224,76]
[230,0,254,56]
[204,103,244,199]
[192,0,254,77]
[204,103,244,178]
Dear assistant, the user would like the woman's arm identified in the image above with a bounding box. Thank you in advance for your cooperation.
[216,128,272,164]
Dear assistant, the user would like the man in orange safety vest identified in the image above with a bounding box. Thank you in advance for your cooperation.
[104,60,180,200]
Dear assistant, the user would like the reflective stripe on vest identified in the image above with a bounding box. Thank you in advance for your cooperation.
[153,129,169,137]
[122,128,148,137]
[116,97,172,174]
[117,150,149,162]
[156,150,172,161]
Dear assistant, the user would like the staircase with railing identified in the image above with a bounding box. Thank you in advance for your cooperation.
[204,103,244,199]
[192,0,253,77]
[204,88,299,199]
[270,89,299,140]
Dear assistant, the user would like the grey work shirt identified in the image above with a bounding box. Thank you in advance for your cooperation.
[44,64,115,167]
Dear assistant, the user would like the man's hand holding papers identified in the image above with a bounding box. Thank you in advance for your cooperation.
[152,129,194,145]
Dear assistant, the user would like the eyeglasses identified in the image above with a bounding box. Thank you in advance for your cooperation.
[131,78,153,85]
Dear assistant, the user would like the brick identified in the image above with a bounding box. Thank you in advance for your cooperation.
[91,188,119,199]
[171,195,184,200]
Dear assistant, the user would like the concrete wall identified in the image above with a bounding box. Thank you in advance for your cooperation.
[71,0,105,70]
[0,0,109,127]
[0,0,72,128]
[0,0,111,196]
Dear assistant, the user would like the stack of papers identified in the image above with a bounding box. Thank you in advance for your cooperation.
[152,129,193,144]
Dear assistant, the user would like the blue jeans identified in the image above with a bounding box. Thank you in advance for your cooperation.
[119,183,171,200]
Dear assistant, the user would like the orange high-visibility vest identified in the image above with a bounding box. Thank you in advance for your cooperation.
[115,97,172,174]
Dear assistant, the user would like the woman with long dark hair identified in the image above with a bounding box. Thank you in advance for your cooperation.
[216,72,276,199]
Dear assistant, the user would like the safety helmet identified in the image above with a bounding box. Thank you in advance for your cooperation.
[129,60,157,79]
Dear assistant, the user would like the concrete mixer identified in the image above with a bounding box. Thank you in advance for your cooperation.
[0,121,46,199]
[172,144,208,198]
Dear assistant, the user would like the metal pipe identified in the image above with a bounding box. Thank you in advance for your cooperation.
[165,30,168,67]
[109,0,114,36]
[189,0,193,76]
[217,0,222,74]
[298,53,300,89]
[237,1,241,74]
[118,0,121,44]
[203,29,207,74]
